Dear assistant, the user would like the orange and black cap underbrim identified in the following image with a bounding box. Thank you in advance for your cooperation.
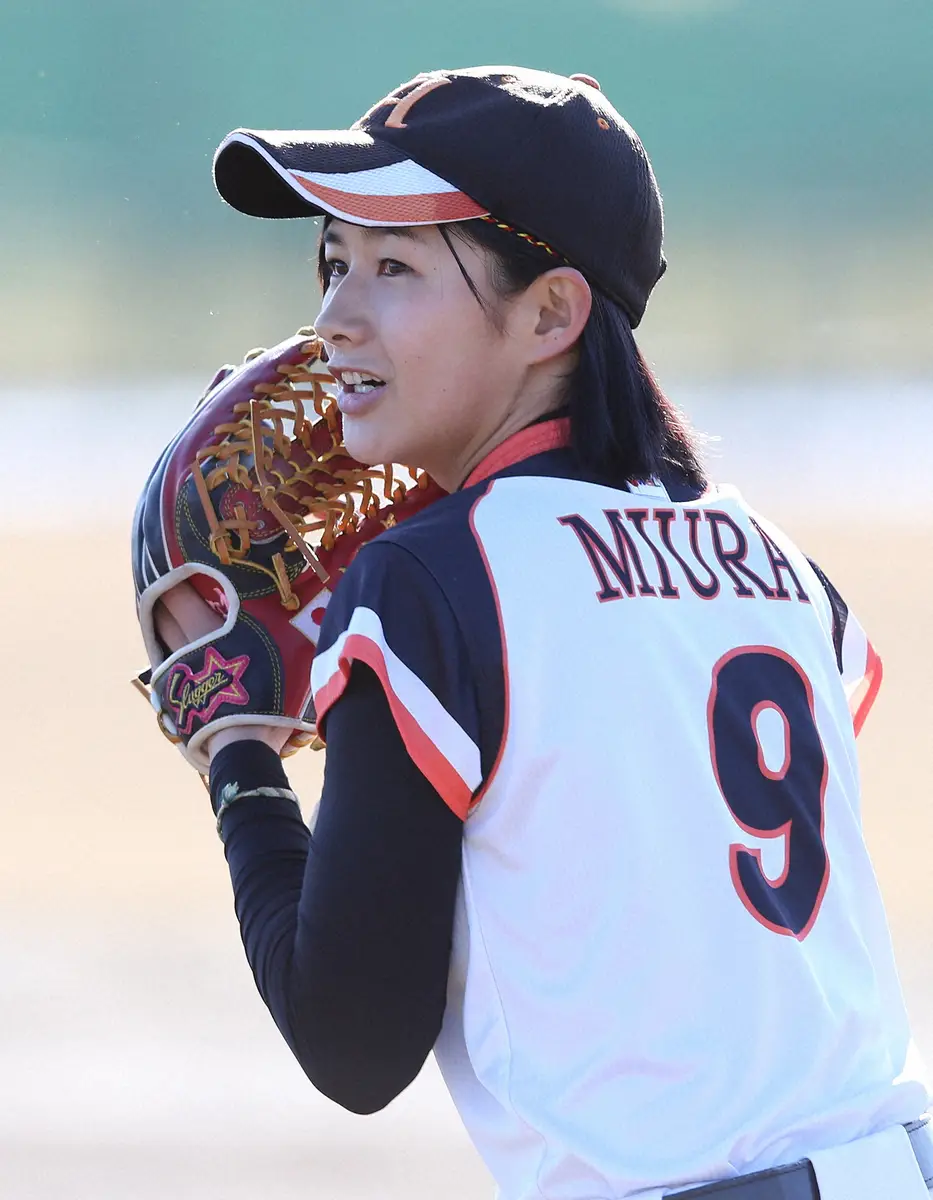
[213,129,487,226]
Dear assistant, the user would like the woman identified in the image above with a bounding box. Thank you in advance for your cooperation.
[156,67,930,1199]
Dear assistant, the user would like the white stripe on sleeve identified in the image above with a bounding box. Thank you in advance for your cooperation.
[311,606,482,793]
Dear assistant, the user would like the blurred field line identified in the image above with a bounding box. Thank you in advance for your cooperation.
[2,379,932,528]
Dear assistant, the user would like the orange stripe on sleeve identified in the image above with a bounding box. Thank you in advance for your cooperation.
[313,632,474,820]
[851,641,883,738]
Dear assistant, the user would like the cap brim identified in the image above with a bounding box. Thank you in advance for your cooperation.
[213,129,488,225]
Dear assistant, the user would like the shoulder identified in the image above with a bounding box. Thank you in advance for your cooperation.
[345,482,499,605]
[315,481,498,660]
[309,488,507,818]
[374,484,490,557]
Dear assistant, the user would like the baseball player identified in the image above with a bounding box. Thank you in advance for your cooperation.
[153,67,931,1199]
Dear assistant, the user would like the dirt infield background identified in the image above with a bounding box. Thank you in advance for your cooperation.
[1,384,931,1198]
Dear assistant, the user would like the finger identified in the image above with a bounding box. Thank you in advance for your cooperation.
[153,600,188,655]
[159,580,224,642]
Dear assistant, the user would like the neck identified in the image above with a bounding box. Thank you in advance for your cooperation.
[460,416,571,489]
[431,358,573,491]
[448,407,560,491]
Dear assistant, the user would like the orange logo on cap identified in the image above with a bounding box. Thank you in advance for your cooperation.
[356,74,451,130]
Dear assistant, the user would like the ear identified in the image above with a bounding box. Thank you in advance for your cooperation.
[525,267,592,362]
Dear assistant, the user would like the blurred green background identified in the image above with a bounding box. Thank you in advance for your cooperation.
[3,0,931,379]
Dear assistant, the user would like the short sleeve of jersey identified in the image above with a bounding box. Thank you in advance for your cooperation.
[310,541,483,820]
[808,558,883,736]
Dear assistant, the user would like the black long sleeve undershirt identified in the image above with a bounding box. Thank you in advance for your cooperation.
[210,663,464,1113]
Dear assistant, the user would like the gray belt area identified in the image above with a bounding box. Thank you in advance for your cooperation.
[669,1119,933,1199]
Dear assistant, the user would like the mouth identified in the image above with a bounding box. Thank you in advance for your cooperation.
[334,368,388,395]
[333,368,389,416]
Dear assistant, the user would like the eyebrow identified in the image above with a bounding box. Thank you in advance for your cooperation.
[321,225,425,247]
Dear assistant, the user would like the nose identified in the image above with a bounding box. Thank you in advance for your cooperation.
[314,273,370,353]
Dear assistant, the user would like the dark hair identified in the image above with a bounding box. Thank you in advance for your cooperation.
[317,216,706,490]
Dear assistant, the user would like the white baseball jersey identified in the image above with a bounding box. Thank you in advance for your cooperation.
[310,418,928,1198]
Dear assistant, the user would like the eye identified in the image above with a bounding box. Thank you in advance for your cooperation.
[379,258,411,277]
[324,257,348,278]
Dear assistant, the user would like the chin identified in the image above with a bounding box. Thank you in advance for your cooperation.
[342,416,410,469]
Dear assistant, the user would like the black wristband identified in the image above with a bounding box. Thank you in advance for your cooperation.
[208,740,291,818]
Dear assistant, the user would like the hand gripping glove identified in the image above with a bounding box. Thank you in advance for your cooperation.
[131,328,445,772]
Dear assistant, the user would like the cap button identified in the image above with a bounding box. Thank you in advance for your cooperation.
[569,73,601,91]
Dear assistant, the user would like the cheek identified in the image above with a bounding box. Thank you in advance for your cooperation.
[383,299,453,384]
[344,281,509,468]
[388,299,497,411]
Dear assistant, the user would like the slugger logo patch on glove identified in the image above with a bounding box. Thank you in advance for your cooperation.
[131,328,445,771]
[164,647,251,735]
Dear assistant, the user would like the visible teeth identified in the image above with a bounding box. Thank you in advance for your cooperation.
[355,383,377,393]
[339,369,384,387]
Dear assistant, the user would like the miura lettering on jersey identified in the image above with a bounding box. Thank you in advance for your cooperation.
[558,505,810,605]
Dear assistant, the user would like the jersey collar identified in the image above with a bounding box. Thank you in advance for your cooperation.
[461,417,571,490]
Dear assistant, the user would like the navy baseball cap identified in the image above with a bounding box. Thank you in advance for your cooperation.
[213,65,666,326]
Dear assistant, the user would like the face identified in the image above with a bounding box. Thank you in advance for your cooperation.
[314,220,566,491]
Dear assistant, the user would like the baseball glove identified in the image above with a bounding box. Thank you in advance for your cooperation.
[131,328,444,773]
